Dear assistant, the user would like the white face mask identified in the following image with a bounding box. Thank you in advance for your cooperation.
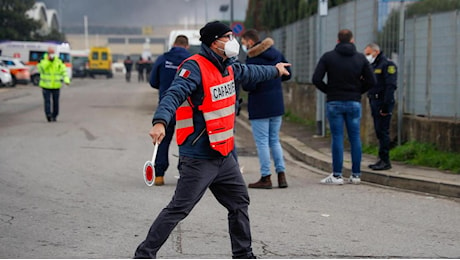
[366,54,375,64]
[48,54,55,60]
[241,45,248,53]
[218,38,240,58]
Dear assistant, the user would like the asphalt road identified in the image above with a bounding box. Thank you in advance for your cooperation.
[0,76,459,258]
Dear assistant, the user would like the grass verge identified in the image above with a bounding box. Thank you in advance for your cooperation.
[364,141,460,174]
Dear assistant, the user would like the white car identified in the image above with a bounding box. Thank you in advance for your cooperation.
[112,62,126,74]
[0,61,13,87]
[0,56,30,86]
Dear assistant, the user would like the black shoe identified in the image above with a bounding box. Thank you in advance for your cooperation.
[368,159,382,169]
[370,160,392,171]
[46,115,52,122]
[51,117,56,122]
[233,252,257,259]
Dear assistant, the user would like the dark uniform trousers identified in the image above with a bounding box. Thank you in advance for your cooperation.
[134,155,252,258]
[369,97,394,163]
[42,88,60,118]
[154,120,176,177]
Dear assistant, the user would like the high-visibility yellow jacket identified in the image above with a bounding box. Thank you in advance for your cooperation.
[38,54,70,89]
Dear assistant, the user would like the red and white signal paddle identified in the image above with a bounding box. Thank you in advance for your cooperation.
[143,142,159,186]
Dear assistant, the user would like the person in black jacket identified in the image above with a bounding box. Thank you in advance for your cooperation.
[312,29,376,185]
[148,35,191,186]
[241,29,291,189]
[364,43,397,171]
[123,56,133,82]
[136,56,145,82]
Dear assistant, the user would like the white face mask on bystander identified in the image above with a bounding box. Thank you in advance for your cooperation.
[366,54,376,64]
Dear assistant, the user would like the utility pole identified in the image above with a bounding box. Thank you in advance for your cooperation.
[84,15,89,50]
[315,0,328,136]
[230,0,234,25]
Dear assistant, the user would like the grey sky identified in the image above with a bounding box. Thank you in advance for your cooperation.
[40,0,248,27]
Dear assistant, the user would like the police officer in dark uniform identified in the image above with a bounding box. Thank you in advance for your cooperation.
[364,43,397,170]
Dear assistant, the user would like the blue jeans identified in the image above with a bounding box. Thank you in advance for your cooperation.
[326,101,362,177]
[250,116,285,177]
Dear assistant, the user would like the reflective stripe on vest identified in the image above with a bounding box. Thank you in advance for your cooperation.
[176,99,194,144]
[175,54,236,156]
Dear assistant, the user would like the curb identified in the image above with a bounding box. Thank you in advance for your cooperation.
[237,111,460,198]
[281,135,460,198]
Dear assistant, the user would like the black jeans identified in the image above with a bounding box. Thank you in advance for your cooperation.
[370,99,394,163]
[154,121,176,177]
[42,88,60,119]
[134,155,253,258]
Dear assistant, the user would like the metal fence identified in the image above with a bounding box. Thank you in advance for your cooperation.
[404,10,460,119]
[268,0,460,120]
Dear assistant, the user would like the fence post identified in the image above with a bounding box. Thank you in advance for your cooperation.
[397,0,406,146]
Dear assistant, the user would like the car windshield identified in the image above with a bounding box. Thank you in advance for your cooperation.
[72,57,88,66]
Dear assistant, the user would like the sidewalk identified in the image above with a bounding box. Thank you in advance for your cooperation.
[237,110,460,199]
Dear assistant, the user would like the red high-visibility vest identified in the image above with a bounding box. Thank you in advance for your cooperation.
[175,54,236,156]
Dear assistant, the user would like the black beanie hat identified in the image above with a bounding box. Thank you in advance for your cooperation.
[199,21,232,47]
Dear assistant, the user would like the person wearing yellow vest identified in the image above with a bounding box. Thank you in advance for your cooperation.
[134,21,291,259]
[38,46,70,122]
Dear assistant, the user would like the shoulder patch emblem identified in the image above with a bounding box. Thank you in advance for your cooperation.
[178,68,190,78]
[388,65,396,74]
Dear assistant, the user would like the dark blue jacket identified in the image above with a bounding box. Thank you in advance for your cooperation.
[367,52,397,109]
[312,42,376,102]
[152,44,280,159]
[149,46,191,100]
[243,38,291,119]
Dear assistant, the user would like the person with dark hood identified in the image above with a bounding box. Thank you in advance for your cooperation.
[134,21,291,259]
[312,29,376,185]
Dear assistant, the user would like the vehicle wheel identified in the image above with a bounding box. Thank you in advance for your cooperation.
[31,74,40,86]
[106,73,113,79]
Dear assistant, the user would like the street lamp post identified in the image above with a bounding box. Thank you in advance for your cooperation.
[219,4,229,21]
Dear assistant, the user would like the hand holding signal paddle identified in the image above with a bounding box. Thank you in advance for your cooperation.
[143,142,159,186]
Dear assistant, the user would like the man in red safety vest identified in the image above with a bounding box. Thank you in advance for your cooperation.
[134,21,291,259]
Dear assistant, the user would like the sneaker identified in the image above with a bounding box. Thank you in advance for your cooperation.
[320,174,344,185]
[348,175,361,184]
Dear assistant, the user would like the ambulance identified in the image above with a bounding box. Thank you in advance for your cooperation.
[0,41,72,85]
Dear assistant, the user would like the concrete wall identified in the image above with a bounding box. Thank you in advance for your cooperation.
[282,82,459,153]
